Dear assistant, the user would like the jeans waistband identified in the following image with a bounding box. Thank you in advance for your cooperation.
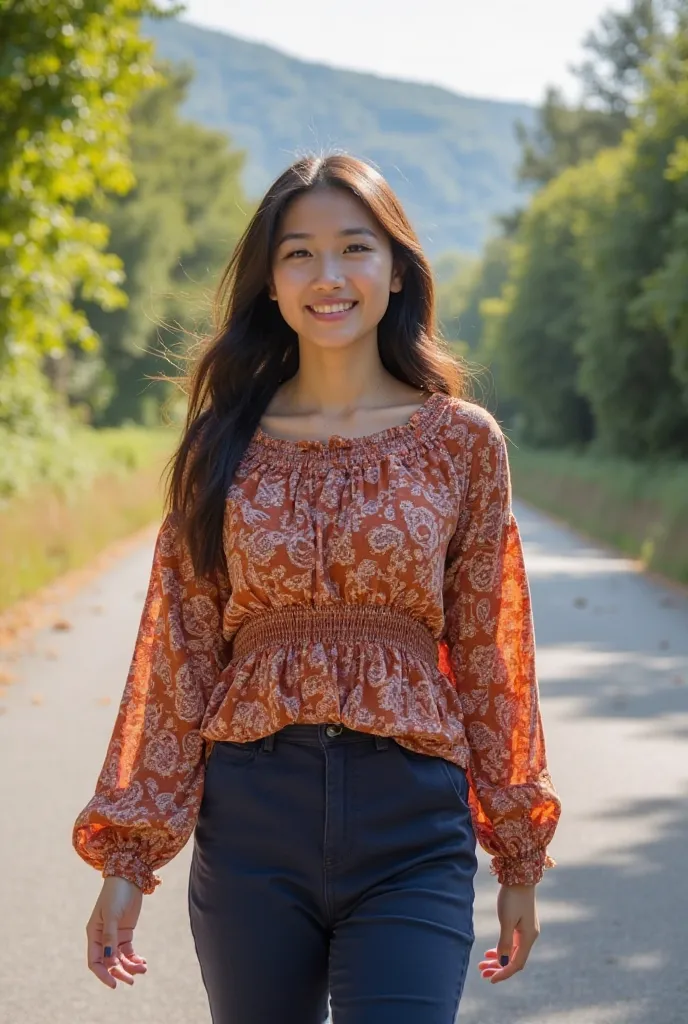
[263,724,389,750]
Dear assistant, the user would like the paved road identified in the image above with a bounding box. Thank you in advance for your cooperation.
[1,502,687,1024]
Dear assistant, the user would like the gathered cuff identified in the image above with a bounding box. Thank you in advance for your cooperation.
[102,848,161,896]
[490,851,557,887]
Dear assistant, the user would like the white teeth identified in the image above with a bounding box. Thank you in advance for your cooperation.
[310,302,355,314]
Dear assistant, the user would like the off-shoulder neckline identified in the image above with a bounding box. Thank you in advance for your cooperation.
[250,390,449,458]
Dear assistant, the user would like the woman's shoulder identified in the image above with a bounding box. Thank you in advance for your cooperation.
[436,395,506,450]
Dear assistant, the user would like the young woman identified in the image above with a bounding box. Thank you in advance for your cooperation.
[73,154,561,1023]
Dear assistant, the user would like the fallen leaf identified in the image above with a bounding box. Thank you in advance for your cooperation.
[574,597,588,609]
[0,668,16,685]
[96,696,111,706]
[30,694,44,706]
[52,619,72,632]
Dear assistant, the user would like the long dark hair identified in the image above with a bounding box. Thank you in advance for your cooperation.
[161,154,471,579]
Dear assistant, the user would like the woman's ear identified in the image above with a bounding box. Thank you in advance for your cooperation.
[390,261,404,294]
[267,280,277,301]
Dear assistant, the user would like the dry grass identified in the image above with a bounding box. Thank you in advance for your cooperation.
[508,447,688,588]
[0,457,169,616]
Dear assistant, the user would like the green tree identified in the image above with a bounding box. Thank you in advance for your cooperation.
[481,154,622,448]
[628,25,688,406]
[435,235,515,416]
[0,0,165,429]
[577,25,688,457]
[435,254,478,345]
[74,66,252,426]
[516,0,675,186]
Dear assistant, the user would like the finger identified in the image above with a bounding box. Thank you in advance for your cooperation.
[478,945,519,979]
[89,963,118,988]
[86,947,117,989]
[489,930,539,984]
[119,938,147,966]
[107,962,136,986]
[87,935,141,987]
[101,919,120,969]
[118,951,147,976]
[478,953,505,980]
[105,946,140,978]
[477,948,504,971]
[87,926,117,989]
[496,923,515,967]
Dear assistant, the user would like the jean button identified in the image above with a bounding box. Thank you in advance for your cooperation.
[325,724,343,738]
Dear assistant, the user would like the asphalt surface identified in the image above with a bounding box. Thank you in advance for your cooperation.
[1,501,687,1024]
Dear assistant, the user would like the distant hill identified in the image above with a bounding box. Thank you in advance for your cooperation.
[143,17,536,255]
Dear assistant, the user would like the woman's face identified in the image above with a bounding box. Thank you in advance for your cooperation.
[268,186,403,351]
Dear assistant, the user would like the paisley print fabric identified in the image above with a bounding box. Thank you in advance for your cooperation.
[72,392,561,894]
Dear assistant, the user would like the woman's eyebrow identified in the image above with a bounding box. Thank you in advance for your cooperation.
[276,227,378,246]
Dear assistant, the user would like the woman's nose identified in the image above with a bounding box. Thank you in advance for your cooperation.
[312,258,345,288]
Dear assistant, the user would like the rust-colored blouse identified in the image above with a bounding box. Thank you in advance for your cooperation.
[73,393,561,894]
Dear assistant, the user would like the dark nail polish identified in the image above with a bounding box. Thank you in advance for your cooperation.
[499,954,510,967]
[104,946,113,958]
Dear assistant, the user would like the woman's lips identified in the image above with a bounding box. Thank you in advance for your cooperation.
[306,301,358,322]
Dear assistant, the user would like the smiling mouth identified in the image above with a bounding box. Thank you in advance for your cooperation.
[306,301,358,318]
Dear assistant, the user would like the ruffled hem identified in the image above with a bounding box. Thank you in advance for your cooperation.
[102,849,161,896]
[490,852,557,887]
[202,640,471,767]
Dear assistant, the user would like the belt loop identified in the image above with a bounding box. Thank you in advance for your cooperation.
[262,733,275,753]
[375,734,389,751]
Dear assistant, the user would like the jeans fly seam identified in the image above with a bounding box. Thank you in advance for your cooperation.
[320,734,335,927]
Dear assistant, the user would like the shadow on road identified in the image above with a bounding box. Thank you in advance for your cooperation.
[459,511,688,1022]
[462,783,688,1023]
[521,514,688,736]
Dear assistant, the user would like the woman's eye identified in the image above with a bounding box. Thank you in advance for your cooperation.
[283,244,372,259]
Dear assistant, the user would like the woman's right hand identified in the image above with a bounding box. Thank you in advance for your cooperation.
[86,876,148,988]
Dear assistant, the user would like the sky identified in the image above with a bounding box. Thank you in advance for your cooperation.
[172,0,627,105]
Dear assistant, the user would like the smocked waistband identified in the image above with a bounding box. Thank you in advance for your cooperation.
[231,605,439,665]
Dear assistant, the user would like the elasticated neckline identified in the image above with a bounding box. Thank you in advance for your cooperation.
[245,390,450,467]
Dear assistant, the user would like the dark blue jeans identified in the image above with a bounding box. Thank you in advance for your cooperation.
[188,724,478,1023]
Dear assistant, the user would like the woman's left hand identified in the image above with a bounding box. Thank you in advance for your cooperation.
[478,883,540,984]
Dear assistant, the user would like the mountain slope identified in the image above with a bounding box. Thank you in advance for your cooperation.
[143,17,535,254]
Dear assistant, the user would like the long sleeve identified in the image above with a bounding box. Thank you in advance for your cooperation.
[441,416,561,886]
[72,511,232,894]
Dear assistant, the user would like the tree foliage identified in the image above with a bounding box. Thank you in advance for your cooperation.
[576,24,688,456]
[0,0,164,384]
[483,15,688,458]
[516,0,678,186]
[483,152,620,448]
[75,66,252,425]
